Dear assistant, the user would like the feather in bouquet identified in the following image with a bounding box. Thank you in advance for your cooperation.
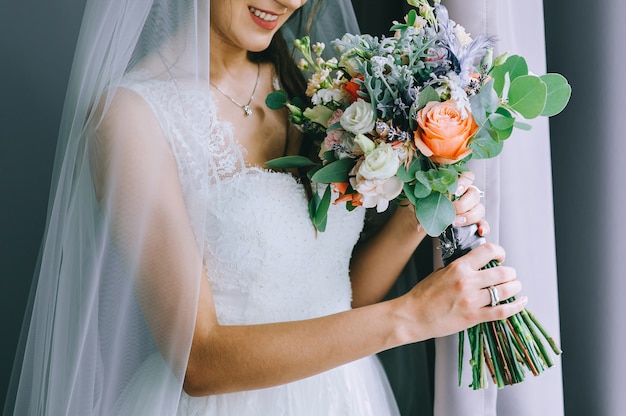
[266,0,569,389]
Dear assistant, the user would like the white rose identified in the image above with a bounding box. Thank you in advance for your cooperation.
[303,105,334,126]
[340,99,376,135]
[350,164,403,213]
[357,143,400,180]
[312,88,348,106]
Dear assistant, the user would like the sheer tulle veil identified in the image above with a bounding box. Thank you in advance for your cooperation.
[3,1,358,414]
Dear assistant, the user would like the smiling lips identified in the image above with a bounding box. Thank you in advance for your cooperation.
[249,6,280,30]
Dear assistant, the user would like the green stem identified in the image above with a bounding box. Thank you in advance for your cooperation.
[456,256,562,388]
[506,317,539,376]
[527,310,563,355]
[509,309,544,374]
[520,309,555,368]
[498,320,525,384]
[491,321,513,386]
[483,322,505,388]
[481,335,497,385]
[478,329,487,389]
[469,326,481,389]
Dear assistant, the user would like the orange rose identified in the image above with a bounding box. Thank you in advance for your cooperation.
[413,100,479,164]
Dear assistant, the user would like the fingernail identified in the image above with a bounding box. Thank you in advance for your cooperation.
[453,216,467,226]
[455,185,466,197]
[520,296,528,307]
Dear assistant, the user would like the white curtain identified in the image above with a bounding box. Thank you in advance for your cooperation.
[433,1,564,415]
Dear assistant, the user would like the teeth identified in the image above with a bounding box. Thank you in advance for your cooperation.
[249,7,279,22]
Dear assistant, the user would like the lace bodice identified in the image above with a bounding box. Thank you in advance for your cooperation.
[120,72,366,325]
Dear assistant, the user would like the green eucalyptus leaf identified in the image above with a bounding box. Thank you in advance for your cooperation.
[476,79,499,113]
[430,168,458,194]
[310,158,355,183]
[487,108,514,140]
[488,111,515,130]
[403,183,418,207]
[508,75,547,119]
[453,164,470,176]
[413,181,432,199]
[265,155,317,169]
[415,192,456,236]
[470,132,504,159]
[540,73,572,117]
[414,169,456,195]
[447,176,460,195]
[513,120,533,130]
[491,55,528,97]
[265,90,288,110]
[397,158,422,183]
[504,55,529,81]
[414,170,431,187]
[417,86,441,110]
[487,126,513,141]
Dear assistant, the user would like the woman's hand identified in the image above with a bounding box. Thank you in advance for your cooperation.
[451,171,489,236]
[394,243,527,343]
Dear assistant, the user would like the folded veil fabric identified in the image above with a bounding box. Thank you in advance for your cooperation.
[4,1,359,415]
[5,1,207,414]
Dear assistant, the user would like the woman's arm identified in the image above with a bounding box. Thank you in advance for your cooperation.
[350,205,427,308]
[95,88,522,398]
[186,242,523,396]
[350,175,488,308]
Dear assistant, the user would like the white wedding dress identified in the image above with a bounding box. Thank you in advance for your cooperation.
[116,71,400,415]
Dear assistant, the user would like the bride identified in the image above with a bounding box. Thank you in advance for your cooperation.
[4,0,526,414]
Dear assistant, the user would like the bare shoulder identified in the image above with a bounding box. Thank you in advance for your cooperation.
[90,85,174,201]
[98,87,161,134]
[92,85,171,158]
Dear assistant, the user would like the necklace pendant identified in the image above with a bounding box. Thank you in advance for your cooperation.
[243,105,252,116]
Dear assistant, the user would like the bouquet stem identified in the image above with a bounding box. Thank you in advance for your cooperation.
[438,224,562,389]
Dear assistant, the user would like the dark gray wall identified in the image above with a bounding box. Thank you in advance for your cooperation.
[544,1,626,415]
[0,0,86,409]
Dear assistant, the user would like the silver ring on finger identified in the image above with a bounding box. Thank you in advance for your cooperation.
[470,185,485,198]
[487,285,500,307]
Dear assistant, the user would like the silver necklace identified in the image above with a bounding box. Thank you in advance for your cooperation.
[210,63,261,117]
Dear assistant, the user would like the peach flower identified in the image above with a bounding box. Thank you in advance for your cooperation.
[322,109,345,152]
[413,100,479,164]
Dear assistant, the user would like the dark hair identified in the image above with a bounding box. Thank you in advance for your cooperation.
[249,2,325,202]
[249,34,309,110]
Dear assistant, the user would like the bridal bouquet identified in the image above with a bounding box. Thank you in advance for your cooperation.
[266,0,569,389]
